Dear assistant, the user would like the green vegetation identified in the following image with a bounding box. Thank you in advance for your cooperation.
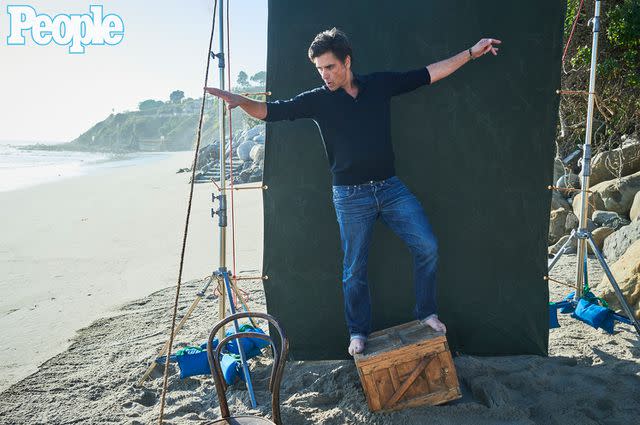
[559,0,640,157]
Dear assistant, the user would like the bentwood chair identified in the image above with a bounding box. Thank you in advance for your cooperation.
[205,312,289,425]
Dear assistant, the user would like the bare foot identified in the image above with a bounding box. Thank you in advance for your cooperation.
[421,315,447,333]
[348,337,366,356]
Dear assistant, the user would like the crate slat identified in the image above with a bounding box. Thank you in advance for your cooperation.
[354,320,461,412]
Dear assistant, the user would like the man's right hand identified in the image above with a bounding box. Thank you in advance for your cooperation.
[204,87,244,109]
[204,87,268,120]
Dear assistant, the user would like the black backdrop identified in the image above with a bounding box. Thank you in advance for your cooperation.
[262,0,565,359]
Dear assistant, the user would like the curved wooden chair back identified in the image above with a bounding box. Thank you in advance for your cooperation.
[207,312,288,425]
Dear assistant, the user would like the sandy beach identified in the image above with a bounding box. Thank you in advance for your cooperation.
[0,254,638,424]
[0,151,263,392]
[1,151,639,424]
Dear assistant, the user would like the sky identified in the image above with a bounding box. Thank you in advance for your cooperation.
[0,0,268,143]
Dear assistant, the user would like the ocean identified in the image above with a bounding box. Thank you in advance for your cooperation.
[0,141,173,192]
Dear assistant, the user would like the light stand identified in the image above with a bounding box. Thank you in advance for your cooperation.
[548,0,640,335]
[209,0,258,407]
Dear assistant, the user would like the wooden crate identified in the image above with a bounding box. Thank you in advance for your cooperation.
[354,320,461,412]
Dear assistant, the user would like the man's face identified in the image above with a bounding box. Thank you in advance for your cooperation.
[313,51,351,91]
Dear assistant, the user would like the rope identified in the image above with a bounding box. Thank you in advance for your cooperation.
[157,1,218,423]
[562,0,585,66]
[546,275,579,290]
[226,0,240,306]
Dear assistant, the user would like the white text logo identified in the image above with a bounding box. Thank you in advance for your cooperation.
[6,5,125,54]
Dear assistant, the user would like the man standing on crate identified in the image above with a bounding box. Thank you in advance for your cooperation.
[206,28,501,355]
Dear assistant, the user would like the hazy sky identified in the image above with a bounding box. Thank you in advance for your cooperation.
[0,0,268,142]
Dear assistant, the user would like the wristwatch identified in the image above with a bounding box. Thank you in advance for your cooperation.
[468,48,475,60]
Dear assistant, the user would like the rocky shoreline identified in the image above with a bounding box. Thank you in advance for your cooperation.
[548,134,640,319]
[189,125,265,185]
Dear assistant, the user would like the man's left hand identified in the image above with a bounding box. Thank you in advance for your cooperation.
[470,38,501,59]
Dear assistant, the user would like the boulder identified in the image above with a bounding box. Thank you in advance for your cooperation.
[551,191,571,211]
[250,144,265,163]
[236,141,256,162]
[553,158,566,187]
[630,191,640,221]
[244,124,264,141]
[197,141,220,169]
[549,234,577,255]
[549,209,579,245]
[572,191,605,219]
[238,162,263,184]
[592,239,640,320]
[603,220,640,263]
[588,227,615,255]
[589,171,640,216]
[556,172,581,194]
[592,210,631,230]
[583,138,640,186]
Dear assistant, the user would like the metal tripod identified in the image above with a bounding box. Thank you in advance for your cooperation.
[548,0,640,335]
[209,0,258,406]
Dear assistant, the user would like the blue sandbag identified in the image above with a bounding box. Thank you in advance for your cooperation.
[573,298,610,330]
[600,315,615,334]
[560,293,576,314]
[549,303,560,329]
[174,341,218,379]
[549,301,574,329]
[226,325,268,359]
[221,353,245,384]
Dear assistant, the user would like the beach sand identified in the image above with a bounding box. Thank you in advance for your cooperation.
[0,256,638,425]
[1,154,639,424]
[0,151,263,392]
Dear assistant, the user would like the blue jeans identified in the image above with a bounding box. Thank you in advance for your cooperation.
[332,176,438,339]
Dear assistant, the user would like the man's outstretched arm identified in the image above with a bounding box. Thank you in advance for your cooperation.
[427,38,501,84]
[204,87,267,120]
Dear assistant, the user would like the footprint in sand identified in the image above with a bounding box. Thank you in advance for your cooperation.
[131,390,157,407]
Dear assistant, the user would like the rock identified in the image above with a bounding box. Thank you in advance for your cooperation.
[551,191,571,211]
[549,234,577,255]
[630,191,640,221]
[603,220,640,262]
[553,157,566,185]
[238,163,263,184]
[572,190,605,219]
[176,167,191,174]
[588,227,615,255]
[592,210,631,230]
[593,210,622,225]
[236,141,255,162]
[589,171,640,216]
[592,239,640,320]
[243,124,264,141]
[250,144,264,163]
[556,173,581,196]
[197,142,220,169]
[583,138,640,186]
[549,209,575,245]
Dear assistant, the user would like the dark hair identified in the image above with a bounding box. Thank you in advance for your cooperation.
[308,28,353,64]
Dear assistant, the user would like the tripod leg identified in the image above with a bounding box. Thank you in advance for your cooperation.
[222,271,258,408]
[548,231,576,272]
[217,277,226,341]
[137,276,214,387]
[137,295,203,386]
[230,277,258,328]
[586,234,640,335]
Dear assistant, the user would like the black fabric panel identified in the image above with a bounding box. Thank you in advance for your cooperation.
[263,0,565,359]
